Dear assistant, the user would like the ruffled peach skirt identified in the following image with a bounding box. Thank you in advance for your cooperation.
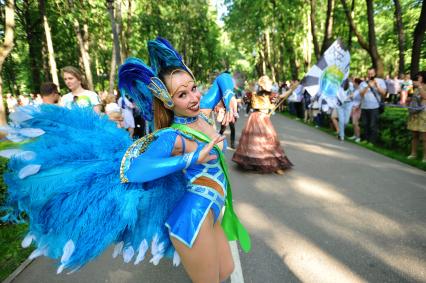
[232,112,293,173]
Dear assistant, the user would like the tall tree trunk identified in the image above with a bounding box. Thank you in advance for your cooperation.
[340,0,369,50]
[122,0,132,59]
[19,0,42,93]
[410,0,426,77]
[341,0,384,76]
[305,8,313,70]
[321,0,335,54]
[115,0,125,62]
[310,0,320,60]
[280,39,286,79]
[3,57,18,96]
[108,1,122,65]
[285,39,299,80]
[74,20,94,90]
[109,45,116,95]
[107,0,121,94]
[347,0,355,51]
[0,0,15,125]
[39,0,59,88]
[393,0,405,76]
[366,0,384,76]
[41,41,50,80]
[259,47,266,76]
[265,30,276,81]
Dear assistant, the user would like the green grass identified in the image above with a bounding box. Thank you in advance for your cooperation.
[280,111,426,171]
[0,154,34,281]
[0,223,33,281]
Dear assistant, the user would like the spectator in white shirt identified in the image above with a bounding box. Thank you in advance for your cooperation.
[359,67,387,144]
[60,66,101,113]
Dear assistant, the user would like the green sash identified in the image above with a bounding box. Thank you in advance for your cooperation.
[171,123,251,252]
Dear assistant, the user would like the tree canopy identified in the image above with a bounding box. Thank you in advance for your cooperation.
[0,0,425,96]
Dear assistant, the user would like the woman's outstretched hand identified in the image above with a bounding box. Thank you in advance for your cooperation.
[197,135,225,164]
[221,96,238,125]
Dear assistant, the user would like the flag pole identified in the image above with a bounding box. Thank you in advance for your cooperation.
[269,82,300,115]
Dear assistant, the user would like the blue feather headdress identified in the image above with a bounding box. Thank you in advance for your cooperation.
[118,58,172,121]
[148,37,194,79]
[118,37,193,122]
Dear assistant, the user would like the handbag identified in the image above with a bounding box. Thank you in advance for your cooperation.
[408,94,424,114]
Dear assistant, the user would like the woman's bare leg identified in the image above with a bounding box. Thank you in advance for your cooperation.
[410,131,419,156]
[331,117,339,134]
[171,211,234,283]
[171,212,219,283]
[214,220,234,281]
[400,91,407,105]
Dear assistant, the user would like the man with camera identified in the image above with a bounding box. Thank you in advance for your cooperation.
[359,67,387,145]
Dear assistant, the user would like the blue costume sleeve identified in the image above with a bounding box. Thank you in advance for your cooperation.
[125,130,201,183]
[216,73,235,111]
[200,73,235,111]
[200,81,221,110]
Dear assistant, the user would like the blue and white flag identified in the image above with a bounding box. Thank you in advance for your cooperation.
[301,39,350,108]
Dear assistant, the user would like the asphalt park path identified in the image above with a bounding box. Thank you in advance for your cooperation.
[9,113,426,283]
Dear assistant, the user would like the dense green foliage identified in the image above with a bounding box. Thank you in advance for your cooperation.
[1,0,425,94]
[1,0,226,94]
[224,0,425,80]
[379,107,411,154]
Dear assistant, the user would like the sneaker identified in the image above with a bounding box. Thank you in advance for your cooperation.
[407,155,416,160]
[338,136,344,142]
[348,136,356,140]
[355,138,361,143]
[315,125,319,128]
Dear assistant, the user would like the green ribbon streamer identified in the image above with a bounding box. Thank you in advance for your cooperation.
[171,123,251,252]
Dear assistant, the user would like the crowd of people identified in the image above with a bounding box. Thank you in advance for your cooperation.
[253,68,425,162]
[5,67,144,139]
[4,64,425,164]
[159,66,424,164]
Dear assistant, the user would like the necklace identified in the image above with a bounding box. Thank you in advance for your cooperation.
[173,115,198,124]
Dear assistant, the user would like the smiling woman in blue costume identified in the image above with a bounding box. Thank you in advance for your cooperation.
[0,37,250,283]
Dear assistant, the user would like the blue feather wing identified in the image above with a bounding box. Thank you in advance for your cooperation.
[1,105,186,271]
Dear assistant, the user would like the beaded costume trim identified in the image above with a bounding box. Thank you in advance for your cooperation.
[120,132,156,183]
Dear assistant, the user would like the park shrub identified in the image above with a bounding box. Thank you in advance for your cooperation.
[378,107,411,154]
[283,105,413,155]
[0,158,6,205]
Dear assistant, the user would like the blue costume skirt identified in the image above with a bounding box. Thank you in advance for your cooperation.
[165,185,225,248]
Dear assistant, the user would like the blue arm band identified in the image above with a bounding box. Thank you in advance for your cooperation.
[216,73,235,111]
[125,130,204,183]
[200,81,221,110]
[126,151,198,183]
